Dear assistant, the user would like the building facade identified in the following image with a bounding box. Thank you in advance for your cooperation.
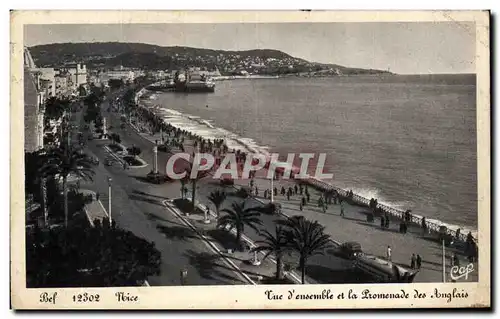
[54,71,73,98]
[24,47,46,152]
[31,67,56,98]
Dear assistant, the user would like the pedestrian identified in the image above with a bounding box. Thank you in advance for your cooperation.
[410,253,416,269]
[274,187,278,197]
[416,254,422,269]
[387,245,392,261]
[294,185,298,195]
[421,217,427,235]
[453,254,460,267]
[286,192,290,201]
[302,196,306,206]
[340,201,345,217]
[299,185,303,195]
[250,179,254,189]
[264,190,268,199]
[281,186,286,196]
[299,202,303,211]
[306,193,310,203]
[385,214,390,228]
[380,215,385,229]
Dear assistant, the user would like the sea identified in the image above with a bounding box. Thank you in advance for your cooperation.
[141,74,478,233]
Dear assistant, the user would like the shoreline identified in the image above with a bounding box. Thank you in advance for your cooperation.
[133,86,478,244]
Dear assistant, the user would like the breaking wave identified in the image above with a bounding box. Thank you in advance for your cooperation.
[138,94,478,240]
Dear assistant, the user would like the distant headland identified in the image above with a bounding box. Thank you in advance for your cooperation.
[28,42,394,77]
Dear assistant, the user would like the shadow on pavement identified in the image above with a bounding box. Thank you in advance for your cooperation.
[128,193,164,206]
[340,215,366,222]
[305,264,376,284]
[183,249,247,285]
[156,225,200,241]
[207,228,238,251]
[144,211,185,227]
[132,189,170,201]
[132,176,164,185]
[355,221,402,234]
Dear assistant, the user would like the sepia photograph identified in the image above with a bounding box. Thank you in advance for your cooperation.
[10,10,490,309]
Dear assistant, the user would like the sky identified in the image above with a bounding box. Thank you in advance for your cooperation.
[24,22,476,74]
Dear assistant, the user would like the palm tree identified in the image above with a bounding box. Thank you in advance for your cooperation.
[218,202,262,250]
[208,190,227,219]
[251,225,289,280]
[183,163,209,215]
[278,216,333,284]
[40,146,95,227]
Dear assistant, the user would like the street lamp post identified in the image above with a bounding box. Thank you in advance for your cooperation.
[107,177,112,224]
[203,207,210,224]
[442,238,446,283]
[103,117,107,137]
[153,146,158,174]
[270,170,274,203]
[251,246,261,266]
[42,178,48,227]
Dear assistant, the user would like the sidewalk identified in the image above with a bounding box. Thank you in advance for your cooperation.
[232,177,479,283]
[80,189,109,227]
[166,198,310,284]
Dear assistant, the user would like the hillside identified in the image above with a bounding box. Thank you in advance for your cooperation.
[28,42,392,76]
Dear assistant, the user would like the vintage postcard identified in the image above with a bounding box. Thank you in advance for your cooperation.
[10,10,490,309]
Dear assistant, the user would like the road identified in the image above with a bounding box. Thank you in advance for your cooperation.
[72,90,250,286]
[92,91,372,285]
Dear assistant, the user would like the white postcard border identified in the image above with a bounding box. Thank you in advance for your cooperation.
[10,10,491,309]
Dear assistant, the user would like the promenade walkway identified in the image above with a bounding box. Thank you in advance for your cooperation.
[124,94,479,284]
[231,177,479,283]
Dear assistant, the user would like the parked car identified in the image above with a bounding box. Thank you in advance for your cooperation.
[90,156,99,166]
[337,241,363,260]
